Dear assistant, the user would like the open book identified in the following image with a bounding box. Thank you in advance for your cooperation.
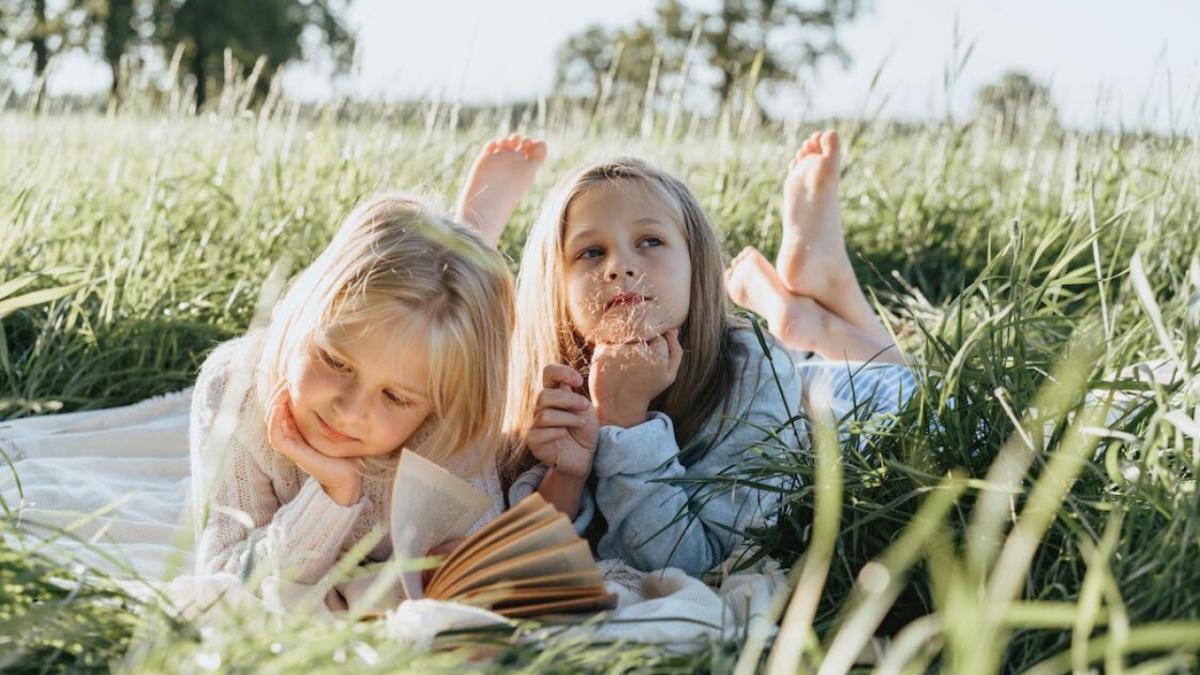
[390,450,617,618]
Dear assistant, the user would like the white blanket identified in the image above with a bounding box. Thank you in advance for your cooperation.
[0,390,784,649]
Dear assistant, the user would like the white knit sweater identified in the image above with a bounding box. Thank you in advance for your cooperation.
[188,331,504,584]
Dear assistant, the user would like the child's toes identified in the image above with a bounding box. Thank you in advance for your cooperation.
[485,141,500,154]
[519,138,547,161]
[820,129,840,156]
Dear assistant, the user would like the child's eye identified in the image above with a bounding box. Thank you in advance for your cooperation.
[577,246,604,260]
[320,348,350,372]
[639,236,664,248]
[384,390,412,407]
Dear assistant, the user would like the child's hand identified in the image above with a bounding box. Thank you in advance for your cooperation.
[266,387,364,506]
[590,329,682,428]
[528,364,598,479]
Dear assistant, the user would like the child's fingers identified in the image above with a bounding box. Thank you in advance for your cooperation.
[268,404,322,467]
[527,427,568,446]
[535,388,591,412]
[542,363,583,390]
[268,380,290,411]
[595,340,640,361]
[526,428,568,464]
[643,334,668,361]
[617,336,666,365]
[266,402,294,449]
[532,408,590,430]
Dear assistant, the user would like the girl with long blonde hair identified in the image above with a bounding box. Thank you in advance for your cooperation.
[192,134,546,585]
[502,156,803,575]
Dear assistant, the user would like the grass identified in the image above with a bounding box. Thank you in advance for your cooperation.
[1,77,1198,673]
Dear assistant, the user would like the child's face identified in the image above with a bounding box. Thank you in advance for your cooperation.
[562,179,692,345]
[285,319,434,459]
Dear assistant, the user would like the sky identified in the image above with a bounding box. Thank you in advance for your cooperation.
[18,0,1200,132]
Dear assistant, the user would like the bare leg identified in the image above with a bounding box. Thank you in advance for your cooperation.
[727,246,904,364]
[455,133,547,248]
[776,129,892,346]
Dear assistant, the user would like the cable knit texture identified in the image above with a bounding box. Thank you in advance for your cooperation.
[189,331,503,585]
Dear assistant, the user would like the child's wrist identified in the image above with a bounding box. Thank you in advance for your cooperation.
[596,402,649,428]
[548,462,591,480]
[323,482,361,507]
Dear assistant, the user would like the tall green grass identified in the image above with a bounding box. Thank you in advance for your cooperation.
[1,75,1198,672]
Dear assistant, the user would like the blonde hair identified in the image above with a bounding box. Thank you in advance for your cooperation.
[502,157,746,480]
[255,192,515,476]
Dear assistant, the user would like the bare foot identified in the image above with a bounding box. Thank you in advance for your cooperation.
[455,133,547,247]
[726,246,829,353]
[727,247,905,363]
[776,129,855,303]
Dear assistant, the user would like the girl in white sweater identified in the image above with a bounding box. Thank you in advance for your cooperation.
[191,135,546,584]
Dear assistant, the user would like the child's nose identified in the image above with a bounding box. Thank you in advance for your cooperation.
[604,253,637,280]
[333,387,369,425]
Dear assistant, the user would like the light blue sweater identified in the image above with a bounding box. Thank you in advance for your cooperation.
[509,328,803,575]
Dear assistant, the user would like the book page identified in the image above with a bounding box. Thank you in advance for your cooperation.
[438,514,576,591]
[495,593,619,618]
[428,510,563,596]
[455,492,548,552]
[390,449,494,599]
[439,539,596,599]
[457,570,605,601]
[455,585,605,609]
[427,495,551,591]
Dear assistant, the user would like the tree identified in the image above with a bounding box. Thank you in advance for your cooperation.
[554,12,676,103]
[699,0,863,106]
[74,0,150,105]
[154,0,354,109]
[555,0,866,113]
[0,0,83,107]
[974,71,1059,139]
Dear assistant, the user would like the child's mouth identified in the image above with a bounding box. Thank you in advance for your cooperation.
[605,292,649,311]
[315,411,360,443]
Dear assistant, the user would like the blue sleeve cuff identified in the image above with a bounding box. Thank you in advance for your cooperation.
[507,463,547,506]
[593,412,679,478]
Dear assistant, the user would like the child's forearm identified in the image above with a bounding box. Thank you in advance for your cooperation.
[536,468,588,520]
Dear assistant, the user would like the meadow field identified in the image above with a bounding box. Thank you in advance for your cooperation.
[1,83,1198,673]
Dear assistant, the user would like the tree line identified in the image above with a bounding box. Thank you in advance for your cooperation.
[0,0,353,108]
[555,0,865,115]
[1,0,1055,131]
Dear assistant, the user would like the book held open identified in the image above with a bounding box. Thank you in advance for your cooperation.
[390,450,616,618]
